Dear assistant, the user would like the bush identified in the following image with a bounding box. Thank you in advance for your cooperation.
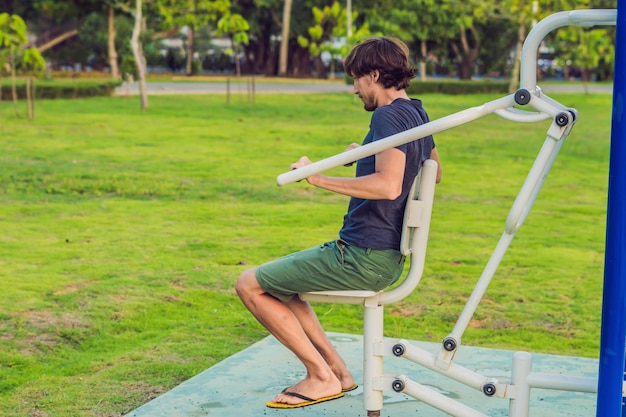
[344,74,510,95]
[0,78,122,100]
[407,79,509,95]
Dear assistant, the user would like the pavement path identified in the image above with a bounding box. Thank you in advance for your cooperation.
[115,80,614,96]
[115,80,354,96]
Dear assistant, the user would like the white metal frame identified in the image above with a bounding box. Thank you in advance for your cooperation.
[278,10,619,417]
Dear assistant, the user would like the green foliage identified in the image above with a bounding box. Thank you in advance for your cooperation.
[73,11,134,70]
[20,47,45,76]
[121,54,137,77]
[0,78,122,99]
[332,79,513,95]
[0,91,612,415]
[7,0,618,81]
[217,12,250,46]
[0,12,28,77]
[0,12,27,48]
[298,2,347,57]
[156,0,230,27]
[555,26,615,81]
[298,2,374,79]
[374,0,456,45]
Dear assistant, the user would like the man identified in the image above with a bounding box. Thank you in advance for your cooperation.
[235,36,442,409]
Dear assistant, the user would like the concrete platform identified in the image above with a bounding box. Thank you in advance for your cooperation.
[124,333,598,417]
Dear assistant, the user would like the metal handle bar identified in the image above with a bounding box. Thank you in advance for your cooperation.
[277,94,517,186]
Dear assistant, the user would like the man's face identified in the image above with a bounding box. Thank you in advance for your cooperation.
[353,74,377,112]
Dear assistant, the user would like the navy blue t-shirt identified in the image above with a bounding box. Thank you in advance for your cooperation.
[339,98,435,251]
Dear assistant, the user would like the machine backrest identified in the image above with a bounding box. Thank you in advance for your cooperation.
[378,158,438,305]
[400,159,438,256]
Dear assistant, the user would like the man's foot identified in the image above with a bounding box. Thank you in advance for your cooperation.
[267,377,342,408]
[266,391,344,409]
[342,383,358,392]
[335,371,357,392]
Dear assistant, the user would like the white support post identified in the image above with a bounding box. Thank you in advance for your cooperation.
[510,352,532,417]
[363,302,384,415]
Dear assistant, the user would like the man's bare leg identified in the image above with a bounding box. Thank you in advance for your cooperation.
[285,296,356,391]
[235,268,342,405]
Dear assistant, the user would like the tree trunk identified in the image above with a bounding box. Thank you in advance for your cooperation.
[37,29,78,53]
[314,56,327,79]
[232,37,241,77]
[509,23,526,94]
[245,39,265,74]
[278,0,292,76]
[419,39,427,80]
[32,77,35,119]
[451,27,480,80]
[290,46,313,78]
[186,24,195,76]
[10,47,19,118]
[130,0,148,110]
[108,6,120,79]
[26,77,32,120]
[458,57,472,80]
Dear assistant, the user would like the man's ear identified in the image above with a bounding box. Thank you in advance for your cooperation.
[372,70,379,82]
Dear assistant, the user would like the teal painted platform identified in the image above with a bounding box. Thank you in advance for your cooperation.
[124,333,598,417]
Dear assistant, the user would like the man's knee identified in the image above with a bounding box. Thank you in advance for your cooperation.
[235,268,257,299]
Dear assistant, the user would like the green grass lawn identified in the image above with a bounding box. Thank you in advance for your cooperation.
[0,91,612,416]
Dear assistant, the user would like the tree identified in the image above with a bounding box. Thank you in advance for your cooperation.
[278,0,292,76]
[108,6,120,78]
[448,0,495,80]
[217,12,250,77]
[130,0,147,109]
[297,2,372,79]
[237,0,362,77]
[0,48,9,112]
[556,26,614,91]
[475,17,517,78]
[156,0,230,76]
[234,0,286,75]
[74,11,133,72]
[297,2,344,79]
[0,12,28,118]
[505,0,541,92]
[374,0,455,80]
[107,0,149,109]
[21,47,45,119]
[31,0,124,79]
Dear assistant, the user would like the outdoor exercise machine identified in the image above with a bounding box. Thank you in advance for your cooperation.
[277,8,624,417]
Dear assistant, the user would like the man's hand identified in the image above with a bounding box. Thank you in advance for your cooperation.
[343,143,361,167]
[290,156,313,171]
[345,143,361,152]
[290,156,316,184]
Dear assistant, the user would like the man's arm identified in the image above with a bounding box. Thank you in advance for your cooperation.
[430,147,443,183]
[291,147,406,200]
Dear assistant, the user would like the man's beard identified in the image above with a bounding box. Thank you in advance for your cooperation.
[361,93,377,111]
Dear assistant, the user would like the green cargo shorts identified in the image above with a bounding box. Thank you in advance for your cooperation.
[256,239,406,302]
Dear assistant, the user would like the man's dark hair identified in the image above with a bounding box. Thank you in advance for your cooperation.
[344,37,417,90]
